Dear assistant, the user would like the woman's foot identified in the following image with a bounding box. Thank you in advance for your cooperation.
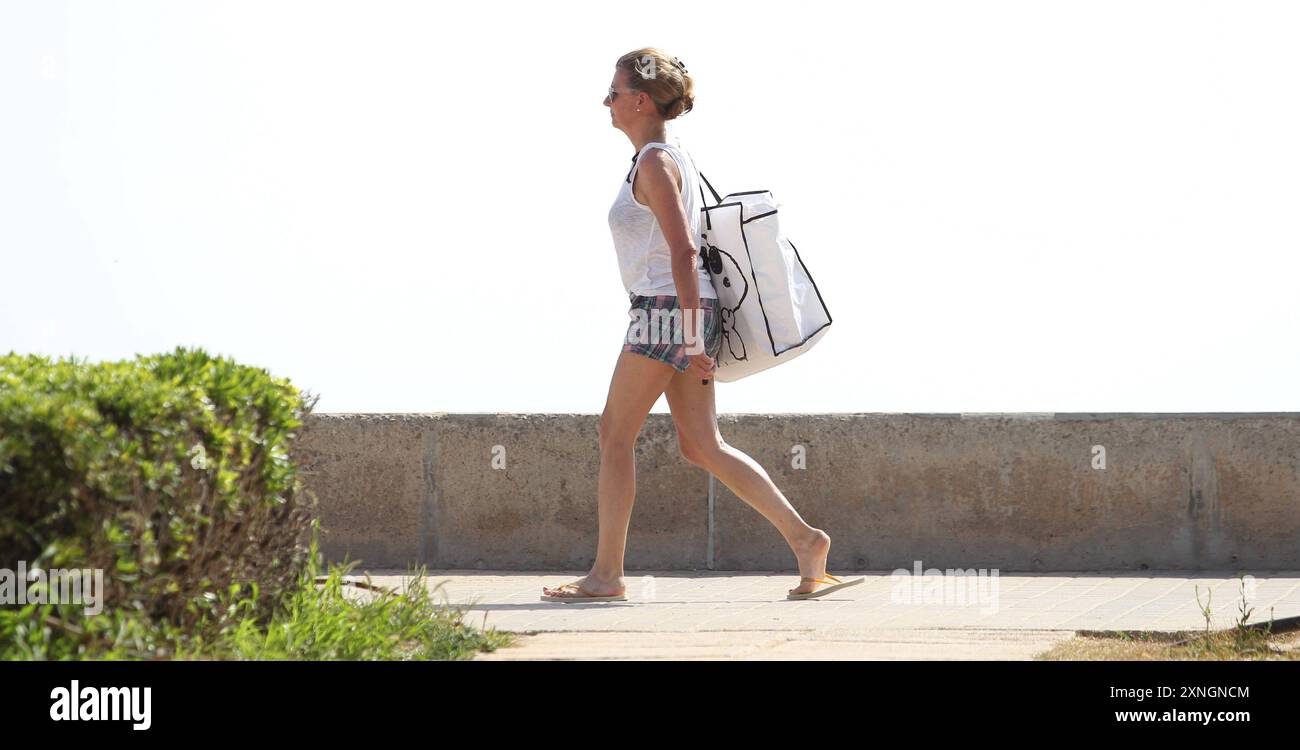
[788,528,832,596]
[541,573,626,599]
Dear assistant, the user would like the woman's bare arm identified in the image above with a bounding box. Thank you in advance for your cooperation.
[635,149,702,313]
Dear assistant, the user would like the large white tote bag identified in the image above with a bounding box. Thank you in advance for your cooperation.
[695,170,832,382]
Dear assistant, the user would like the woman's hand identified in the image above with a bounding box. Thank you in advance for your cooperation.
[680,302,715,382]
[687,351,716,382]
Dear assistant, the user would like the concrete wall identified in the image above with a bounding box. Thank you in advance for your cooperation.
[289,413,1300,572]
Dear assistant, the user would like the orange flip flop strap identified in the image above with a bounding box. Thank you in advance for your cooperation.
[800,573,844,585]
[551,583,606,597]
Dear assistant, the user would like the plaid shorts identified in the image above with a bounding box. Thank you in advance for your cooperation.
[622,293,723,373]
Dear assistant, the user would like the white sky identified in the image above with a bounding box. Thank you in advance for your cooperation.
[3,0,1298,414]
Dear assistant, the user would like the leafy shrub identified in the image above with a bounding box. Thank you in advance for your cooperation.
[0,522,520,661]
[0,346,319,652]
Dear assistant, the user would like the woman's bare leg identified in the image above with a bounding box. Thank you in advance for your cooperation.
[663,369,832,596]
[542,351,676,598]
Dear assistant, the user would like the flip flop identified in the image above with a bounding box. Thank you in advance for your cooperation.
[786,572,865,600]
[540,582,628,603]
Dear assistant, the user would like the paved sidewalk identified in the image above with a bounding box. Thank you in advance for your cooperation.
[347,569,1300,660]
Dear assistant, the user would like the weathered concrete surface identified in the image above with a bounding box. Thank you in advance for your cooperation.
[293,413,709,571]
[469,629,1076,661]
[339,569,1300,660]
[290,413,1300,571]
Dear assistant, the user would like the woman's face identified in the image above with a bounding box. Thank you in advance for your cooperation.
[604,68,642,130]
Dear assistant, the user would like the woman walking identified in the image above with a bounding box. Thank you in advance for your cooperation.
[542,48,861,602]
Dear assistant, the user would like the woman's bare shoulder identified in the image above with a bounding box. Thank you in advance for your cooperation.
[634,147,683,197]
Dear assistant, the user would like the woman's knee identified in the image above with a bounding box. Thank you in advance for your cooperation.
[679,437,726,468]
[598,412,637,453]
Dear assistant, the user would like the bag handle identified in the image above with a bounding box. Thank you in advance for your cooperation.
[695,167,726,386]
[697,169,724,233]
[699,171,723,204]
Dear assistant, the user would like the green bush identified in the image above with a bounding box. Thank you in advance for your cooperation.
[0,522,520,660]
[176,531,519,661]
[0,346,319,654]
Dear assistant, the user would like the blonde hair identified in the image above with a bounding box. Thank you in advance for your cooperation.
[615,48,695,121]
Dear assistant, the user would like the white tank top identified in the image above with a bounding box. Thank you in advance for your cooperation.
[607,136,718,299]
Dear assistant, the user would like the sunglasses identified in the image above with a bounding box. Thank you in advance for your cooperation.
[607,86,639,101]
